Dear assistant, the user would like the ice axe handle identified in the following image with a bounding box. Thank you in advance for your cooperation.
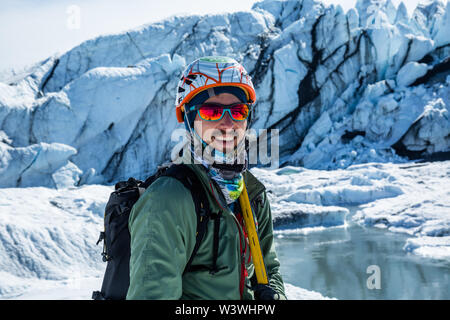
[239,180,268,285]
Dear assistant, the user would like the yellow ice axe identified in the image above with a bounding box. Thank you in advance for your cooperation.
[239,179,268,285]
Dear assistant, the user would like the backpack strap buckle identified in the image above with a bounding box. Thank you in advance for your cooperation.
[96,231,105,246]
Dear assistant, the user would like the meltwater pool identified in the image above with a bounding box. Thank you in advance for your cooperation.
[274,209,450,300]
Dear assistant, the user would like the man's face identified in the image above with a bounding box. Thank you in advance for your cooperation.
[193,93,247,153]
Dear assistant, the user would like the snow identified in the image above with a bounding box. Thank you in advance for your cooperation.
[0,0,449,188]
[284,283,336,300]
[0,142,79,188]
[351,161,450,239]
[1,160,448,299]
[1,274,104,300]
[0,182,333,300]
[404,236,450,261]
[404,236,450,260]
[0,185,111,298]
[289,78,449,169]
[272,201,349,230]
[396,61,429,87]
[0,0,449,300]
[432,1,450,48]
[253,160,450,263]
[402,97,450,154]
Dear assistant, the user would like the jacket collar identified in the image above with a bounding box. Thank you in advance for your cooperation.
[185,163,266,213]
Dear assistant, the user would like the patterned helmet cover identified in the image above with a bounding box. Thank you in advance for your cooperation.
[175,56,256,122]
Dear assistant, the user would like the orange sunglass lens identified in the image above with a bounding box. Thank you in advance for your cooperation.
[230,104,249,121]
[198,106,223,120]
[198,104,249,121]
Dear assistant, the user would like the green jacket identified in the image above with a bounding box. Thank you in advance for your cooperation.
[126,163,286,300]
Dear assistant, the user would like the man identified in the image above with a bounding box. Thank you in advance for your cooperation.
[126,56,286,300]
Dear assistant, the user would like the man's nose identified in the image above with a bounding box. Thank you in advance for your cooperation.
[218,110,234,128]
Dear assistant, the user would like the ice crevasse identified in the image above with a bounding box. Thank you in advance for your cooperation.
[0,0,449,188]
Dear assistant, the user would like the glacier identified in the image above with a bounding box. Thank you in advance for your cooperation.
[0,180,335,299]
[259,160,450,251]
[1,160,448,299]
[1,0,450,300]
[0,0,449,188]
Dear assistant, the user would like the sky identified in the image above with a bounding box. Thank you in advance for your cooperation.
[0,0,430,72]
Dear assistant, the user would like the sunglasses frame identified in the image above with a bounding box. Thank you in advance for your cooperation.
[188,102,252,122]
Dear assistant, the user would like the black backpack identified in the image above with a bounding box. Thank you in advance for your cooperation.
[92,163,219,300]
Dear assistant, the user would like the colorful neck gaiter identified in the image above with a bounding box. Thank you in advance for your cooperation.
[207,166,244,205]
[186,132,246,205]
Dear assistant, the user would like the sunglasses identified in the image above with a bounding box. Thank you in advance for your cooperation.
[189,103,251,122]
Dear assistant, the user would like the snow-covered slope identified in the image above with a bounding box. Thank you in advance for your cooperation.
[0,185,111,297]
[1,160,448,299]
[1,0,449,188]
[0,180,334,299]
[257,160,450,262]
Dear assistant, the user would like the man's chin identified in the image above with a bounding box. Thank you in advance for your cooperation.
[211,140,236,154]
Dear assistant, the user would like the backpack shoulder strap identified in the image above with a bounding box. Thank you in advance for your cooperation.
[159,164,212,275]
[140,163,172,189]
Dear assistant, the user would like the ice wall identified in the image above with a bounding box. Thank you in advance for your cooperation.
[0,0,449,187]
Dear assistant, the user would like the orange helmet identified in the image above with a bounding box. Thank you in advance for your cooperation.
[175,56,256,122]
